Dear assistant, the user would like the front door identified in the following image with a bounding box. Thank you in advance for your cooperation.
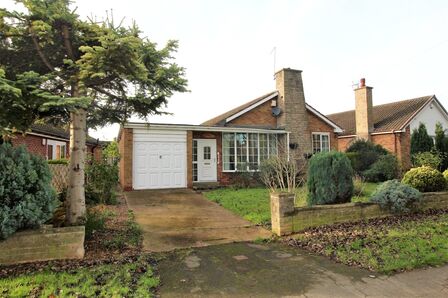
[197,139,217,182]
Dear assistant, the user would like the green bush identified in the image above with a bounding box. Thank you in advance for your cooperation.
[346,140,388,174]
[0,144,58,239]
[412,151,442,169]
[84,207,115,239]
[85,157,119,205]
[47,158,69,165]
[307,151,354,206]
[370,180,422,214]
[402,166,446,192]
[363,154,400,182]
[443,169,448,183]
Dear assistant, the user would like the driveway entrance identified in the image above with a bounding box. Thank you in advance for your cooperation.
[125,189,271,252]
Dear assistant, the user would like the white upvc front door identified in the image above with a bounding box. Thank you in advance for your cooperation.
[197,139,217,182]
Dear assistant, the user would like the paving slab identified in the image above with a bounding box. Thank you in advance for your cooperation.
[125,189,271,252]
[157,242,448,297]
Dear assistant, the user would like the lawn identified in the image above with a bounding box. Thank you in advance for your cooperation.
[203,181,380,226]
[0,256,159,297]
[289,210,448,273]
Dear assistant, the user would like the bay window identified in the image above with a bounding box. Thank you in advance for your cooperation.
[312,133,330,153]
[222,132,280,171]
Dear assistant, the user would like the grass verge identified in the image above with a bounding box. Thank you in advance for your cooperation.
[289,210,448,274]
[0,256,159,297]
[204,182,379,226]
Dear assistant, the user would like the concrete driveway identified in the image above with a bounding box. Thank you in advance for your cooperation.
[125,189,272,252]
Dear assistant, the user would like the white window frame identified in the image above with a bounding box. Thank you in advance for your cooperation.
[311,132,331,153]
[47,139,67,160]
[222,132,281,172]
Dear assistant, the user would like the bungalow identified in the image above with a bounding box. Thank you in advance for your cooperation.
[9,123,102,160]
[118,68,343,190]
[327,79,448,169]
[118,69,448,191]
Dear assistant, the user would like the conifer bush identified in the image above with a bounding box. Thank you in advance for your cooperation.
[307,151,354,205]
[363,154,400,182]
[402,166,446,192]
[0,144,57,239]
[346,139,388,175]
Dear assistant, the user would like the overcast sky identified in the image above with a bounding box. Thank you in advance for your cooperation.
[4,0,448,140]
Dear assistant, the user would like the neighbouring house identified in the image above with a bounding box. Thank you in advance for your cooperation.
[9,123,102,160]
[118,68,343,190]
[327,78,448,169]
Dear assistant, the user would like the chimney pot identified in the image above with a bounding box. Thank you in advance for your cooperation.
[360,78,366,88]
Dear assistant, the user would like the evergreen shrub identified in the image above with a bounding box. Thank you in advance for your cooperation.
[402,166,446,192]
[307,151,354,206]
[0,144,57,239]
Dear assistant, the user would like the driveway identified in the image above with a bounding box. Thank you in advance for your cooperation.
[158,242,448,297]
[125,189,271,252]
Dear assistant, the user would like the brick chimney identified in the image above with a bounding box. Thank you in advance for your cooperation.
[354,78,373,140]
[275,68,311,155]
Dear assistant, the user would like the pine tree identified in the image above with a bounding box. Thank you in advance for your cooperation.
[0,1,188,224]
[410,123,434,155]
[434,122,448,170]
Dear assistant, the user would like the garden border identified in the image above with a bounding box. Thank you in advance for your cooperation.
[271,192,448,235]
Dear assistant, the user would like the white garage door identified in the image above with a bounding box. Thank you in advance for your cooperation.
[133,129,187,190]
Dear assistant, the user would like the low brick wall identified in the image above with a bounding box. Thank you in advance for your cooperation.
[0,225,85,265]
[271,192,448,236]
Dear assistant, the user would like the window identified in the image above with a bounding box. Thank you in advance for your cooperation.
[60,145,66,159]
[223,133,235,171]
[192,140,198,181]
[47,145,53,160]
[312,133,330,153]
[222,132,280,172]
[47,140,67,160]
[259,134,268,162]
[236,133,247,170]
[248,133,258,170]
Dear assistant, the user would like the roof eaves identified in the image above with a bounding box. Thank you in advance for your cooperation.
[225,92,278,123]
[398,95,435,131]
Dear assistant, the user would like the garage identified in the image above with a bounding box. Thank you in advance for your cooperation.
[133,129,187,190]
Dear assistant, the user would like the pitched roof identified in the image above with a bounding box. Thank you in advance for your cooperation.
[30,123,99,145]
[326,95,434,136]
[202,91,278,126]
[202,90,343,132]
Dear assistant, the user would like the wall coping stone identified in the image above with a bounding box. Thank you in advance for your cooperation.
[0,225,85,265]
[271,191,448,236]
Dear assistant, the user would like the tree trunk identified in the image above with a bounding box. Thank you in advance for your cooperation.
[66,106,87,225]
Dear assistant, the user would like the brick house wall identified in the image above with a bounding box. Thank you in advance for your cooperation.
[336,126,412,170]
[227,100,277,128]
[336,136,354,152]
[10,133,72,159]
[396,127,411,170]
[118,128,133,191]
[11,134,48,158]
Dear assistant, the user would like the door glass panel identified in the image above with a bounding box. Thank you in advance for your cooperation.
[203,146,211,160]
